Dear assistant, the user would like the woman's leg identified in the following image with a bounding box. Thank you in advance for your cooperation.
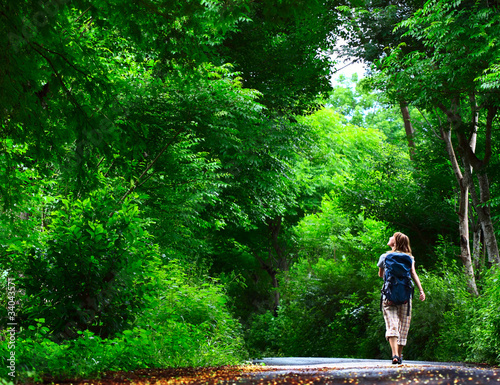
[396,301,412,363]
[397,301,411,345]
[382,301,400,362]
[388,336,399,357]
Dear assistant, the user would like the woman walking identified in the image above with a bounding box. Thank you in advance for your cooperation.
[377,232,426,364]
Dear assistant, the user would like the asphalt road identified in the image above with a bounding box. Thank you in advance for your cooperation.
[253,357,461,367]
[95,358,500,384]
[247,357,500,384]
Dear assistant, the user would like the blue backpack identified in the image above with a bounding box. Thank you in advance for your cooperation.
[381,252,414,314]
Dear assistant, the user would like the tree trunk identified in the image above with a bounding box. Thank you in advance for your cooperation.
[252,216,290,314]
[441,125,479,296]
[458,178,479,296]
[473,173,500,264]
[271,273,280,316]
[399,100,416,160]
[252,252,280,314]
[455,104,500,265]
[471,220,483,274]
[463,158,498,265]
[266,216,287,314]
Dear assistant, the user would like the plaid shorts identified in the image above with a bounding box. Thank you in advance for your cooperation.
[382,300,412,345]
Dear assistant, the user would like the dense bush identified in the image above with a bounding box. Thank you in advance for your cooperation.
[247,256,382,358]
[409,266,500,366]
[0,260,247,383]
[468,267,500,364]
[0,186,248,383]
[5,188,157,339]
[404,268,471,361]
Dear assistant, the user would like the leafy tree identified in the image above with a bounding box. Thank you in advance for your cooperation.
[295,107,388,208]
[374,0,500,293]
[336,0,427,154]
[328,74,411,143]
[1,0,348,341]
[337,0,425,64]
[0,0,250,198]
[294,104,444,261]
[220,0,340,115]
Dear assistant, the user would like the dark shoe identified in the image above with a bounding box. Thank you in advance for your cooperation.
[392,355,400,365]
[399,355,403,365]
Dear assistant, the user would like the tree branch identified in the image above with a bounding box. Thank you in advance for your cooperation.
[119,127,184,203]
[440,123,463,182]
[33,42,90,78]
[417,106,439,139]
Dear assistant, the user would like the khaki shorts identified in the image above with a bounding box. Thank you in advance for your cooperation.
[382,300,412,345]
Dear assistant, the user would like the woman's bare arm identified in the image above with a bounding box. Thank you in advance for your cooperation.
[411,262,426,301]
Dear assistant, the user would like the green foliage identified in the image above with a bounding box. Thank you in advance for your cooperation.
[247,207,391,357]
[220,0,338,114]
[246,302,318,358]
[142,260,247,367]
[5,186,157,338]
[295,194,391,263]
[405,268,471,361]
[468,268,500,364]
[1,0,329,335]
[412,266,500,365]
[295,107,391,214]
[0,260,247,382]
[336,0,424,65]
[247,256,381,358]
[378,0,500,110]
[293,104,446,262]
[328,76,406,143]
